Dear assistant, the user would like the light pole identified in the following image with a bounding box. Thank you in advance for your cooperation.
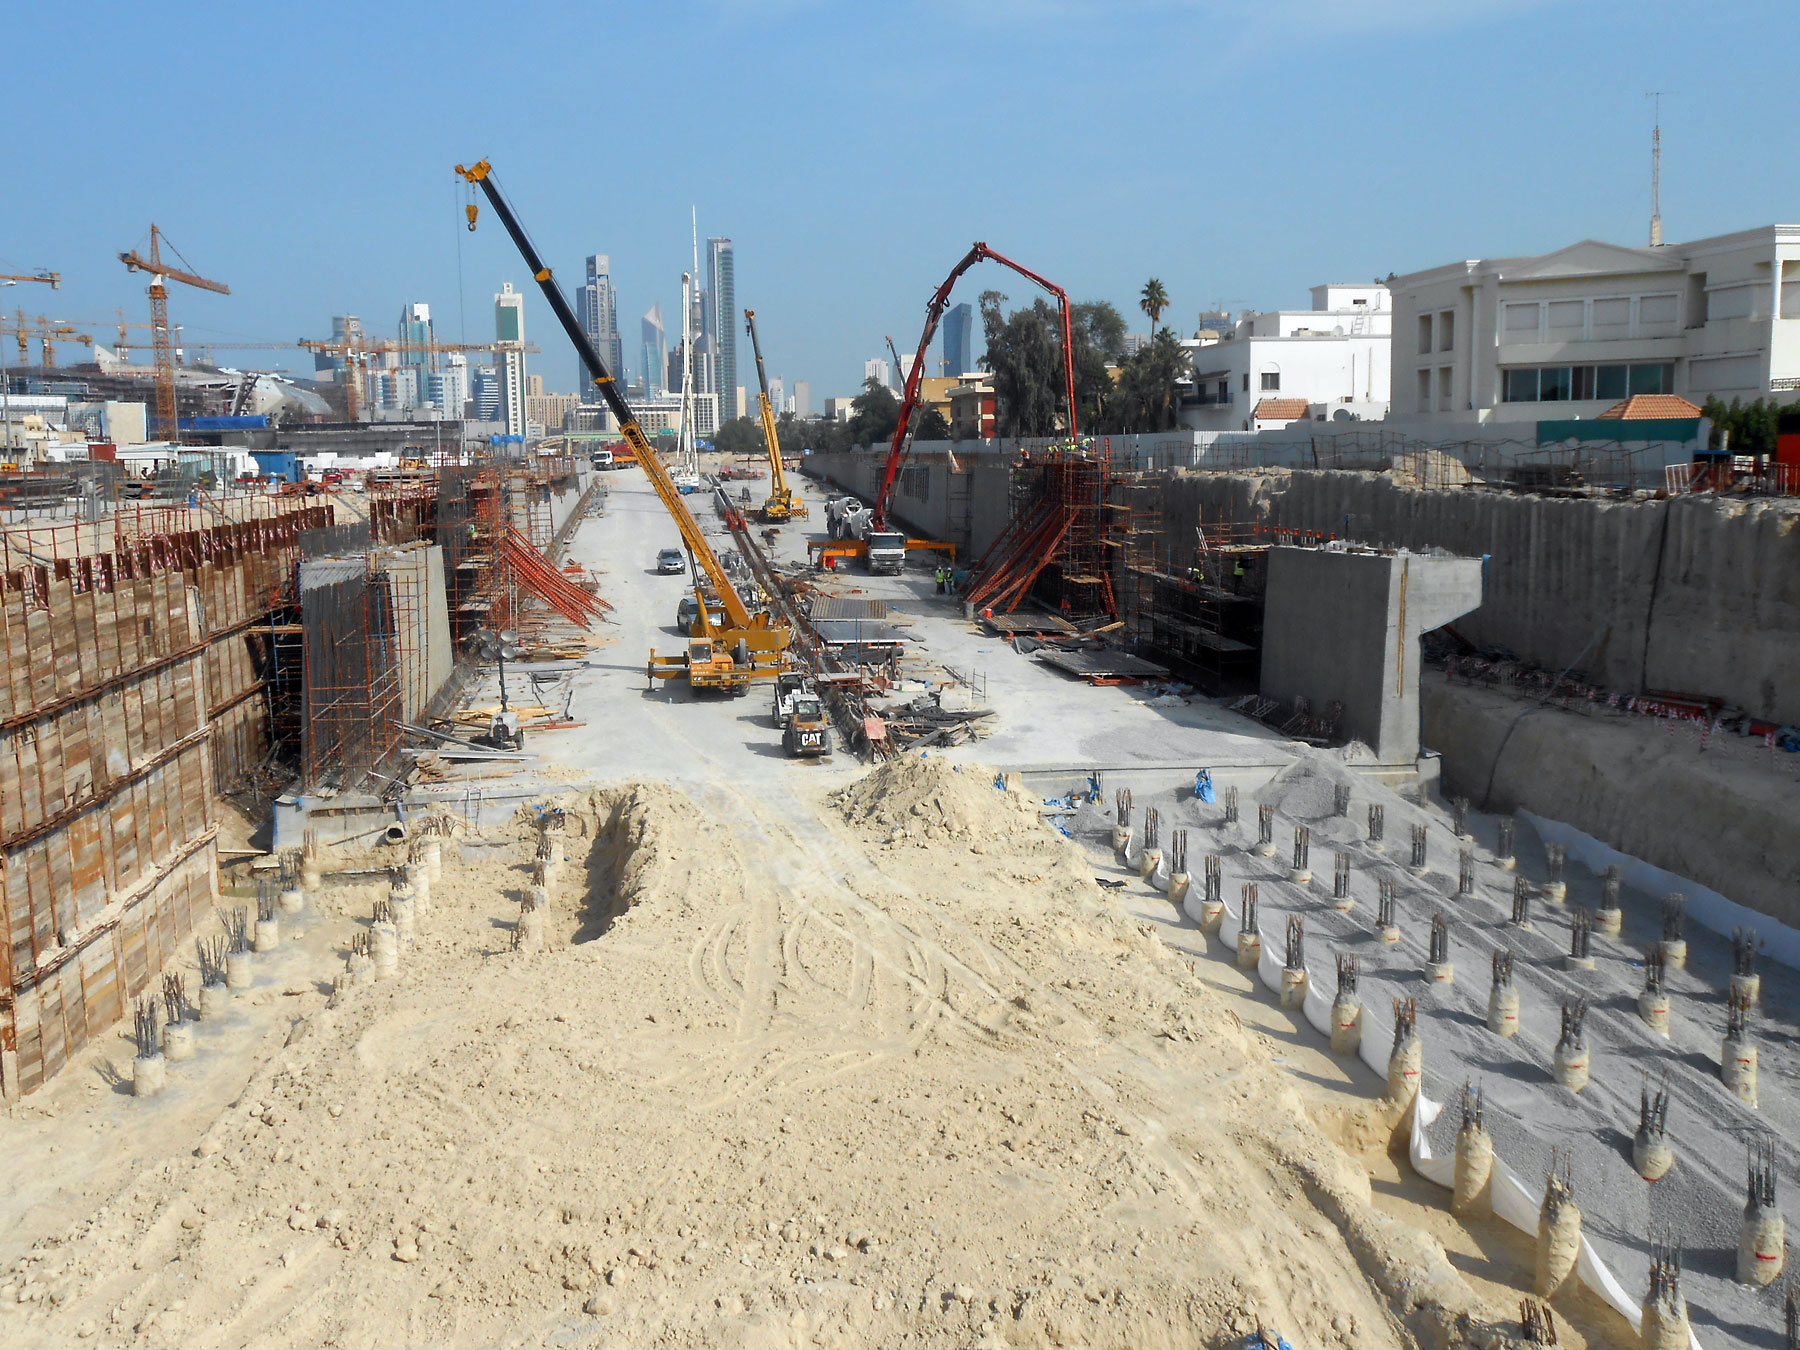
[0,279,14,457]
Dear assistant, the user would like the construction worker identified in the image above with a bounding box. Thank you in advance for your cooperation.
[1232,557,1246,594]
[934,566,945,595]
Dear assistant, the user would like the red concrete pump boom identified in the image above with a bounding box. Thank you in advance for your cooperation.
[872,242,1076,529]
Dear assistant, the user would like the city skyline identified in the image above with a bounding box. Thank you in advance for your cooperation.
[7,4,1799,404]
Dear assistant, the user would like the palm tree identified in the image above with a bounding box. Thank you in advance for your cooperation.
[1139,278,1169,343]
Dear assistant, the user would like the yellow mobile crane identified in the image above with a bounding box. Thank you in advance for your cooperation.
[455,158,789,693]
[743,308,807,522]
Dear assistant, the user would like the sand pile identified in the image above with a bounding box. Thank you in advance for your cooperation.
[831,754,1049,848]
[0,770,1507,1349]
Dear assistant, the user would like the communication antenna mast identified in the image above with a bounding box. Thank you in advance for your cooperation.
[1647,91,1673,247]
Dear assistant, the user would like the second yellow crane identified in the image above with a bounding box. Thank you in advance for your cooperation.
[743,308,807,522]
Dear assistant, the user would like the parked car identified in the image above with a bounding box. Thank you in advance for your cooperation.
[656,547,686,575]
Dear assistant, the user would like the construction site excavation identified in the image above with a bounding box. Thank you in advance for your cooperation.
[5,124,1800,1350]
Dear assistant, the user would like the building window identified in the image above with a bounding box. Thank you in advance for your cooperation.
[1502,303,1540,335]
[1548,300,1584,333]
[1417,314,1433,355]
[1500,362,1675,402]
[1438,310,1455,352]
[1260,371,1281,391]
[1640,294,1678,326]
[1242,373,1249,392]
[1438,367,1453,405]
[1217,379,1229,402]
[1418,369,1432,409]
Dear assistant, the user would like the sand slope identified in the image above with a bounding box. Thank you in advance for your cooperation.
[2,759,1506,1348]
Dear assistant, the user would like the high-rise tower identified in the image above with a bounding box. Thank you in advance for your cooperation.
[707,238,736,418]
[940,302,972,377]
[495,282,526,438]
[641,304,666,396]
[577,255,623,388]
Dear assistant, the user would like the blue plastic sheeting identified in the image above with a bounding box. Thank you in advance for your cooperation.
[181,415,268,430]
[1194,768,1216,803]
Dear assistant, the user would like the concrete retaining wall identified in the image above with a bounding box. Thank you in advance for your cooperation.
[1423,674,1800,927]
[1166,470,1800,725]
[801,451,1013,562]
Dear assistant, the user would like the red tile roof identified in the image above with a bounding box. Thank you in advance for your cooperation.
[1595,394,1702,420]
[1252,398,1310,421]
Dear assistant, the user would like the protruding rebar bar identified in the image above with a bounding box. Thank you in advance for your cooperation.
[1223,784,1239,826]
[1240,884,1259,935]
[217,906,250,955]
[1648,1226,1682,1305]
[1368,803,1384,843]
[1257,803,1275,848]
[1570,908,1592,960]
[1410,823,1428,869]
[133,996,161,1059]
[1377,879,1397,929]
[1452,796,1470,837]
[1115,788,1132,827]
[161,973,188,1026]
[1284,916,1304,971]
[1734,928,1763,978]
[1333,783,1351,818]
[1602,862,1622,908]
[1429,912,1449,965]
[1749,1140,1777,1210]
[1662,893,1686,943]
[1337,954,1358,998]
[1497,815,1516,860]
[1170,829,1188,875]
[1545,842,1565,883]
[1554,1000,1586,1056]
[1640,1074,1670,1141]
[1144,807,1161,852]
[1392,996,1417,1049]
[1457,848,1475,895]
[1511,875,1532,927]
[1492,949,1514,989]
[1520,1299,1557,1346]
[1204,854,1222,905]
[1333,851,1351,900]
[1461,1079,1484,1131]
[1292,824,1310,872]
[196,935,227,987]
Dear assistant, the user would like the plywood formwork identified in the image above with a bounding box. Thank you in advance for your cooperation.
[0,502,326,1096]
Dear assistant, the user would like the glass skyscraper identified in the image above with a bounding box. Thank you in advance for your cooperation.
[941,302,972,377]
[578,255,623,389]
[707,238,736,420]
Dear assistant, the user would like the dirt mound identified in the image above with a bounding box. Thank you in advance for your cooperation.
[831,753,1045,847]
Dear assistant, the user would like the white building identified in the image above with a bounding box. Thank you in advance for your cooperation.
[792,380,811,419]
[1388,224,1800,424]
[1181,284,1390,432]
[496,283,527,438]
[430,353,469,418]
[864,357,890,390]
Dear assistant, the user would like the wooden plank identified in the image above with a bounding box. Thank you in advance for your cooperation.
[81,930,123,1039]
[14,985,42,1094]
[7,851,35,986]
[35,969,66,1087]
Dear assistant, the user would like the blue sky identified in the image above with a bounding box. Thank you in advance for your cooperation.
[5,1,1795,403]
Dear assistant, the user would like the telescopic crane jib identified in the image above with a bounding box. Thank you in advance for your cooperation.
[744,308,807,521]
[454,158,789,693]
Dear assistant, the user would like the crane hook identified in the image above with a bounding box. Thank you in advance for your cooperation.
[465,203,480,232]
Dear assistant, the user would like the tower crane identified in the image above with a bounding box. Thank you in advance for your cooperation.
[743,308,806,521]
[455,157,789,692]
[0,271,59,289]
[118,225,230,439]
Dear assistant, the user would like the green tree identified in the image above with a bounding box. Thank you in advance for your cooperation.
[980,291,1066,437]
[713,416,764,458]
[1070,300,1126,431]
[913,405,952,441]
[1099,329,1191,434]
[847,376,901,447]
[1139,278,1170,342]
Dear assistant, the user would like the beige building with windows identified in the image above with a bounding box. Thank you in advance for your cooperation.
[1389,225,1800,423]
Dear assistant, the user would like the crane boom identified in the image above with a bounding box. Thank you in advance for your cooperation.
[454,158,768,636]
[743,308,805,520]
[0,272,59,289]
[872,243,1075,529]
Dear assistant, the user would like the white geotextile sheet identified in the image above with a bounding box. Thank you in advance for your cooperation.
[1521,809,1800,970]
